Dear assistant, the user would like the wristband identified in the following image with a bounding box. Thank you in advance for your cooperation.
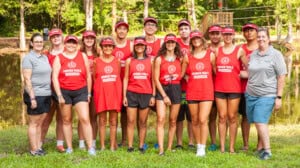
[276,96,282,99]
[88,93,92,97]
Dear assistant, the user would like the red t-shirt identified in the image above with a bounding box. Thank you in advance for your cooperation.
[93,57,122,113]
[146,38,161,59]
[186,51,214,100]
[127,57,152,94]
[159,56,182,85]
[240,44,254,92]
[112,39,132,79]
[58,51,87,90]
[215,46,242,93]
[45,51,56,67]
[177,38,190,91]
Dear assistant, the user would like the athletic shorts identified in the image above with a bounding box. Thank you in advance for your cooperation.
[215,92,241,99]
[177,92,191,122]
[245,93,275,124]
[23,92,51,115]
[238,93,247,116]
[156,84,181,104]
[59,86,88,105]
[126,91,152,109]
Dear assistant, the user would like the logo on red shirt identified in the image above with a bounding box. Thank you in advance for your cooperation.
[115,51,124,59]
[168,65,176,74]
[195,62,205,71]
[221,57,230,64]
[146,46,153,55]
[67,61,77,68]
[104,65,113,74]
[136,63,145,72]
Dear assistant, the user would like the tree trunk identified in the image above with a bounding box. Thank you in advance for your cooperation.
[20,0,26,51]
[112,0,117,33]
[85,0,93,30]
[191,0,197,29]
[295,53,299,100]
[123,10,128,23]
[275,16,281,41]
[144,0,149,18]
[296,8,300,38]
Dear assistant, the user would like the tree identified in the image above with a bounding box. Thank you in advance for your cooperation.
[19,0,26,51]
[112,0,117,33]
[85,0,93,30]
[144,0,149,18]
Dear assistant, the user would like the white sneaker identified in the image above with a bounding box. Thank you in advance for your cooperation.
[196,145,205,157]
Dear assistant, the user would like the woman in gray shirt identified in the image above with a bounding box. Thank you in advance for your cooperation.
[246,28,287,160]
[22,33,52,156]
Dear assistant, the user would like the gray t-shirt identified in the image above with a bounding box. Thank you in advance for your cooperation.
[22,50,52,96]
[246,46,287,97]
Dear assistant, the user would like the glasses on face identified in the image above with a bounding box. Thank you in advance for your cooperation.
[145,23,157,27]
[33,41,43,44]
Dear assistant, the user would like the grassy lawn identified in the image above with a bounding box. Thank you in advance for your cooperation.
[0,124,299,168]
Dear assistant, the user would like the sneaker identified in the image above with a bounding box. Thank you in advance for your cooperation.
[139,147,145,154]
[196,145,205,157]
[159,152,165,156]
[188,144,195,149]
[56,145,65,153]
[255,148,265,156]
[29,150,44,156]
[65,148,73,154]
[208,144,217,151]
[37,148,46,155]
[259,151,272,160]
[175,145,183,150]
[127,147,134,153]
[154,143,159,149]
[88,148,96,156]
[143,143,148,150]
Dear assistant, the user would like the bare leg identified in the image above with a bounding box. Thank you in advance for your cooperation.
[241,115,250,150]
[216,98,227,153]
[227,98,240,153]
[127,107,137,148]
[199,101,213,145]
[120,107,127,146]
[188,103,200,144]
[156,100,166,154]
[109,111,118,150]
[28,113,47,151]
[176,121,183,146]
[138,108,150,148]
[167,104,180,150]
[209,105,217,146]
[98,112,107,150]
[60,104,73,150]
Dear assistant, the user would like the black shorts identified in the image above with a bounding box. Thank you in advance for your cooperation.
[23,92,51,115]
[215,92,241,99]
[177,104,191,122]
[238,93,246,116]
[126,91,152,109]
[59,86,88,105]
[156,84,181,104]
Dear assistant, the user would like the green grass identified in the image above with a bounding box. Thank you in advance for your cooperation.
[0,124,300,168]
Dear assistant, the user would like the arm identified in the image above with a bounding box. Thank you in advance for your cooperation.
[52,56,65,104]
[82,53,92,101]
[210,52,216,75]
[154,57,171,105]
[123,58,131,106]
[23,68,37,109]
[149,59,156,106]
[238,48,248,69]
[181,54,188,78]
[274,75,286,110]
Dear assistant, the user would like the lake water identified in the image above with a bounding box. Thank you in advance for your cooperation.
[0,52,299,126]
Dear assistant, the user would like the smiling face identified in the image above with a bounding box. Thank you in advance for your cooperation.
[102,45,114,55]
[31,35,44,52]
[50,34,63,46]
[144,21,157,36]
[83,36,96,47]
[115,25,128,39]
[166,41,176,51]
[191,37,203,48]
[209,31,222,45]
[134,44,146,55]
[257,30,270,49]
[64,40,78,53]
[222,33,234,44]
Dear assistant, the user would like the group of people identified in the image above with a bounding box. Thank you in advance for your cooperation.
[22,17,287,160]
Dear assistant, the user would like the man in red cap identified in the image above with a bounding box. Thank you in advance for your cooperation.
[207,24,223,151]
[41,28,65,153]
[239,22,258,152]
[175,19,194,150]
[143,17,162,58]
[112,20,133,147]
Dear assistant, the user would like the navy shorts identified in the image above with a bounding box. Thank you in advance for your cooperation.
[245,93,275,124]
[126,91,152,109]
[23,92,51,115]
[59,86,88,105]
[156,84,181,104]
[215,92,241,99]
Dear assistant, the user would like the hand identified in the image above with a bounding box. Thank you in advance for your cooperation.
[240,70,248,79]
[163,96,171,106]
[149,97,155,106]
[123,97,128,107]
[274,98,282,111]
[58,95,65,104]
[184,75,189,82]
[31,99,37,109]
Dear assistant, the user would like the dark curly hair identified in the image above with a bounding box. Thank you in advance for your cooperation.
[156,33,183,59]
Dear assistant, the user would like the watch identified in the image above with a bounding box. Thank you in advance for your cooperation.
[276,96,282,99]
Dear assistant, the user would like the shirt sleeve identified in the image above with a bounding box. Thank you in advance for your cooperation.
[22,55,32,69]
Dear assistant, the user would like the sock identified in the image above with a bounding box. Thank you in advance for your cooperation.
[79,140,85,148]
[92,140,96,148]
[57,140,64,146]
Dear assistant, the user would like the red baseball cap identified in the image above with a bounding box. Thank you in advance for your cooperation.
[178,19,191,28]
[164,35,177,43]
[64,35,78,43]
[190,31,203,39]
[82,30,96,38]
[115,21,129,31]
[222,27,235,34]
[144,17,158,25]
[49,28,62,37]
[242,23,258,31]
[100,38,115,46]
[208,25,222,33]
[134,38,146,45]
